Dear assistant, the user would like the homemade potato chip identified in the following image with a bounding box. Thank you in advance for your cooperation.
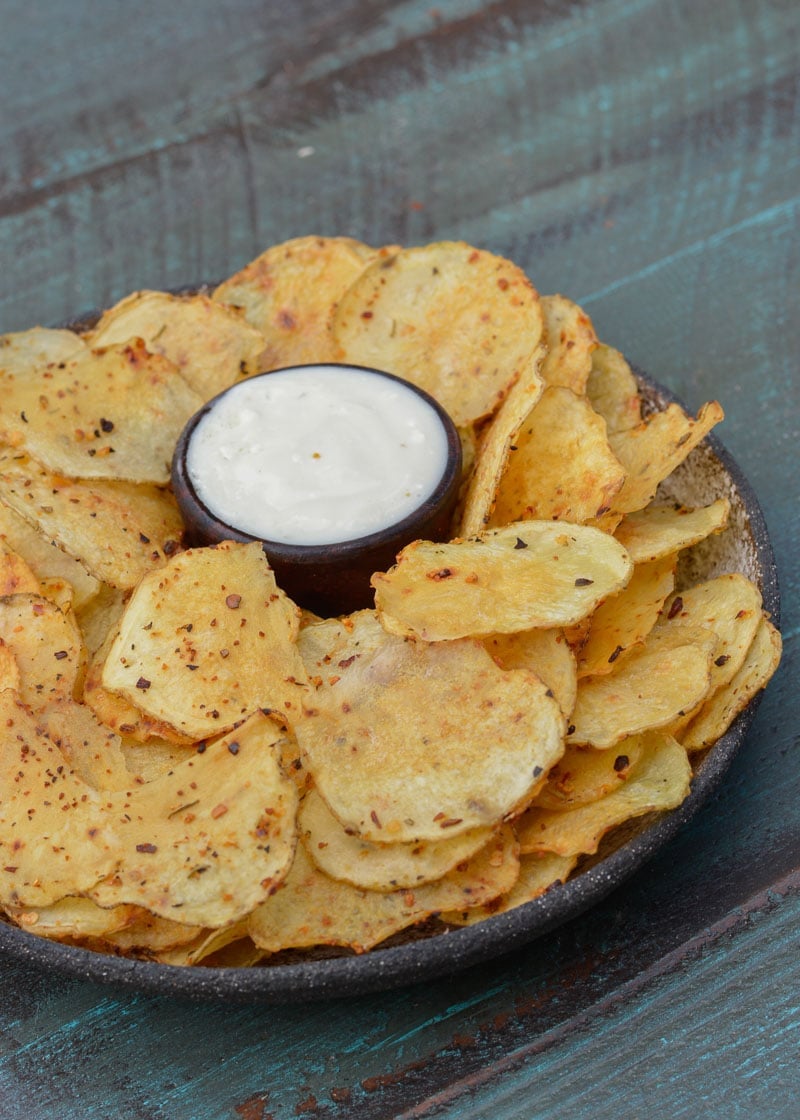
[87,290,267,401]
[299,789,496,891]
[532,740,646,810]
[442,851,577,925]
[295,611,564,842]
[0,326,87,374]
[35,699,131,791]
[539,295,598,394]
[333,241,545,427]
[614,500,730,563]
[101,542,308,739]
[0,639,20,691]
[0,499,101,609]
[373,522,632,641]
[489,386,626,527]
[0,593,84,708]
[482,627,578,718]
[1,539,40,597]
[585,344,642,435]
[516,732,691,856]
[214,235,375,369]
[5,897,137,943]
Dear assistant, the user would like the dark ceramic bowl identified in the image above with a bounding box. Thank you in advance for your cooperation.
[171,365,463,616]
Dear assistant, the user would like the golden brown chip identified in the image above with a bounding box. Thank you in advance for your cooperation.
[295,611,564,843]
[248,828,519,954]
[153,919,249,965]
[516,732,691,856]
[74,582,127,660]
[532,740,646,810]
[1,539,40,597]
[373,522,633,641]
[333,241,545,427]
[0,499,101,609]
[482,628,577,718]
[539,295,598,394]
[0,326,87,374]
[214,235,375,369]
[0,452,184,589]
[101,542,308,739]
[5,898,137,943]
[118,739,198,783]
[585,344,642,435]
[0,638,20,692]
[614,500,730,564]
[0,593,84,709]
[299,789,496,891]
[441,851,577,925]
[35,699,131,791]
[488,386,626,527]
[87,290,267,401]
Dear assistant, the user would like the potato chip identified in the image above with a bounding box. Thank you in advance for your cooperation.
[577,555,676,677]
[609,401,724,515]
[101,542,308,739]
[214,235,375,369]
[0,694,299,925]
[680,617,782,750]
[373,522,633,641]
[0,326,87,374]
[87,290,267,401]
[35,699,131,791]
[516,732,691,856]
[585,344,642,435]
[153,919,248,965]
[248,828,519,954]
[0,499,101,609]
[119,739,197,783]
[441,851,577,925]
[296,611,564,842]
[614,499,730,564]
[0,593,84,708]
[0,639,20,692]
[0,339,202,484]
[568,626,715,749]
[74,582,127,659]
[488,386,626,527]
[482,628,577,718]
[299,789,495,891]
[5,897,136,942]
[0,452,184,589]
[539,295,598,394]
[333,241,545,427]
[1,539,40,597]
[532,740,646,810]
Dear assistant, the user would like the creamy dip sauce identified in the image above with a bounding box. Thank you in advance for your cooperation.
[186,366,450,545]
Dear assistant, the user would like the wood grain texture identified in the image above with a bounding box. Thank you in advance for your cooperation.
[0,0,798,1116]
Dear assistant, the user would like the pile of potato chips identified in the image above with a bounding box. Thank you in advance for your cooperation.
[0,237,781,968]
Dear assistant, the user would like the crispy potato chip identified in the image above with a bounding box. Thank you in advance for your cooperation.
[532,740,646,810]
[585,344,642,435]
[489,387,626,527]
[0,452,184,589]
[373,522,633,641]
[0,695,298,924]
[109,913,209,956]
[101,542,308,739]
[0,593,84,708]
[482,628,577,718]
[74,582,127,659]
[0,326,87,374]
[333,241,545,427]
[0,638,20,691]
[119,739,197,783]
[296,611,564,842]
[299,789,495,891]
[680,617,781,750]
[0,499,101,609]
[5,897,136,942]
[516,732,691,856]
[441,851,577,925]
[614,500,730,564]
[35,699,131,791]
[577,555,676,677]
[0,339,201,484]
[214,236,375,369]
[153,919,249,965]
[87,290,267,401]
[609,401,725,515]
[1,539,40,597]
[248,828,519,954]
[539,295,598,394]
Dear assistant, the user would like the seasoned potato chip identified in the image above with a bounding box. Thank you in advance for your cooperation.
[296,611,564,842]
[532,740,646,810]
[214,235,375,369]
[0,593,84,708]
[482,628,577,718]
[0,499,101,609]
[568,624,715,749]
[153,919,249,965]
[0,452,184,589]
[516,732,691,856]
[680,617,782,750]
[577,555,676,677]
[539,295,598,394]
[373,522,632,641]
[300,789,495,891]
[35,699,131,791]
[441,851,577,925]
[119,738,197,783]
[0,326,87,374]
[0,339,201,484]
[5,897,137,943]
[248,828,519,954]
[74,583,127,659]
[609,401,724,515]
[101,542,308,739]
[614,500,730,564]
[0,638,20,692]
[489,387,626,527]
[87,290,267,401]
[1,539,40,597]
[585,344,641,435]
[333,242,545,427]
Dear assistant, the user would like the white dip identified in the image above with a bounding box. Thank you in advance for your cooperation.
[186,366,450,545]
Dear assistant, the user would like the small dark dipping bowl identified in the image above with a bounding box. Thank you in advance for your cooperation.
[171,364,463,616]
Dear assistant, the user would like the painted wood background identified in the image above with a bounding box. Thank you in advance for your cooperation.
[1,0,798,1116]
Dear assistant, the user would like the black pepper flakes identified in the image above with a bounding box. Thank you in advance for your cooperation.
[668,596,684,620]
[136,843,157,854]
[514,538,528,550]
[226,594,242,609]
[608,645,624,663]
[574,577,594,587]
[135,677,151,690]
[714,654,731,667]
[100,418,114,432]
[227,741,240,755]
[613,755,629,772]
[53,650,68,660]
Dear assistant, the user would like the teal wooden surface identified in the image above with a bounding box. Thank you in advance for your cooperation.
[1,0,798,1116]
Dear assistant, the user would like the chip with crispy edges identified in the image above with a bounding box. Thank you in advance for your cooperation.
[0,593,84,709]
[482,628,577,719]
[539,294,598,394]
[532,740,646,811]
[441,851,577,925]
[0,326,87,375]
[614,500,730,564]
[585,344,642,435]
